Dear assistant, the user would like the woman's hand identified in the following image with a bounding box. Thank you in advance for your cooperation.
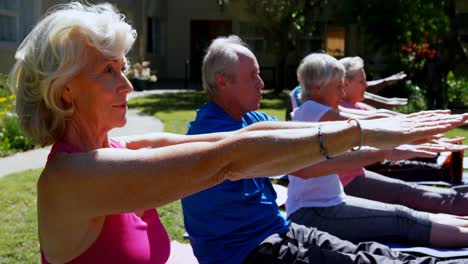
[387,142,468,161]
[361,113,468,149]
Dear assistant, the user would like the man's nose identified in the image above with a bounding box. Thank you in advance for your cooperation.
[257,75,264,90]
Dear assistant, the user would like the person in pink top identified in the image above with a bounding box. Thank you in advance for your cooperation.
[339,56,406,117]
[337,56,468,214]
[9,2,468,264]
[287,53,468,246]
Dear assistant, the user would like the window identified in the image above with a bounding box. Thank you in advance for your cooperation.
[0,0,18,45]
[326,26,345,57]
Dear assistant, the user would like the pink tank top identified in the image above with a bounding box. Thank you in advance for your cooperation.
[340,100,375,111]
[41,139,170,264]
[338,100,369,186]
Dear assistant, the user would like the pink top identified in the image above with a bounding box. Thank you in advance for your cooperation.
[338,168,365,187]
[340,100,375,111]
[339,100,370,186]
[41,139,170,264]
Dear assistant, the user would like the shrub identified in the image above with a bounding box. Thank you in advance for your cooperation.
[0,74,35,156]
[446,71,468,108]
[396,80,427,113]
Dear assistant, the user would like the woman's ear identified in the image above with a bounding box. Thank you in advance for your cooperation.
[344,79,349,88]
[61,84,74,107]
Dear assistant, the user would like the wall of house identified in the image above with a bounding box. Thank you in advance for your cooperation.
[164,0,231,79]
[0,0,142,75]
[0,48,17,75]
[0,0,40,75]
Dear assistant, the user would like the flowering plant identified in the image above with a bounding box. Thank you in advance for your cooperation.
[126,61,158,82]
[0,74,34,155]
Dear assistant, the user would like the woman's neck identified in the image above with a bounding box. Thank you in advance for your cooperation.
[62,120,110,151]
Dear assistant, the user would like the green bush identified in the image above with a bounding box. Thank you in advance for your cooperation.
[0,74,9,97]
[446,71,468,108]
[0,115,34,156]
[397,81,427,113]
[0,74,35,156]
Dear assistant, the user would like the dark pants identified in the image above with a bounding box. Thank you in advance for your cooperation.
[345,170,468,216]
[243,223,468,264]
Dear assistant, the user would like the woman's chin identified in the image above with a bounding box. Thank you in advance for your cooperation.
[114,118,127,129]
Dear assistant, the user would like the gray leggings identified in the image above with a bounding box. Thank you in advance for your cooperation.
[345,170,468,216]
[244,223,466,264]
[288,196,432,245]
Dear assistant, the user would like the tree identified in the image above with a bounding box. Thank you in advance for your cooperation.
[235,0,326,94]
[338,0,466,108]
[234,0,466,106]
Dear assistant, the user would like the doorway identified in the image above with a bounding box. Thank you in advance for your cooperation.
[190,20,232,82]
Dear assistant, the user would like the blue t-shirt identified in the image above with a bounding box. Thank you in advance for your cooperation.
[182,101,289,264]
[292,85,303,107]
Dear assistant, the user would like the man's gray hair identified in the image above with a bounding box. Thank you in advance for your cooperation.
[201,35,249,98]
[338,56,364,80]
[297,53,345,102]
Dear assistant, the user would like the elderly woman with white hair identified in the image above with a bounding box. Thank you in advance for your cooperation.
[286,52,468,247]
[12,2,466,263]
[339,56,405,116]
[339,56,467,213]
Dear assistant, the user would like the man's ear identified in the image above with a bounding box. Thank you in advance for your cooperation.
[310,84,321,96]
[214,73,227,90]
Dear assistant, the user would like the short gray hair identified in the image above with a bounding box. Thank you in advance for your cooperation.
[9,2,136,145]
[297,53,345,102]
[201,35,249,98]
[338,56,364,80]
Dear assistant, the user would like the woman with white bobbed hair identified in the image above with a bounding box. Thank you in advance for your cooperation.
[339,56,405,116]
[9,2,468,263]
[287,52,468,247]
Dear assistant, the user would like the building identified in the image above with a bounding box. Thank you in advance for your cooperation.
[0,0,353,88]
[1,0,466,90]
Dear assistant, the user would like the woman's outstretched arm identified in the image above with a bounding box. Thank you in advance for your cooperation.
[40,114,467,217]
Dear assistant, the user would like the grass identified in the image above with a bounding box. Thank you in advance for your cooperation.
[2,90,466,263]
[0,90,290,264]
[0,169,40,264]
[444,127,468,156]
[127,90,289,242]
[127,90,288,134]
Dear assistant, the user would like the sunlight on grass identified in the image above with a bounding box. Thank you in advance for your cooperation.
[445,127,468,156]
[0,169,40,264]
[128,91,289,241]
[3,90,464,261]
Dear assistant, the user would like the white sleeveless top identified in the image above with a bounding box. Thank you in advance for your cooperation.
[286,100,346,218]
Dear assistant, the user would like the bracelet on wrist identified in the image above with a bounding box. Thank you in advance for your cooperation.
[347,118,363,151]
[318,125,332,160]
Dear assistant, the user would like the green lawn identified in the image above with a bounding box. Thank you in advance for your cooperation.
[0,90,289,263]
[127,90,289,242]
[1,90,465,263]
[0,169,40,263]
[444,127,468,156]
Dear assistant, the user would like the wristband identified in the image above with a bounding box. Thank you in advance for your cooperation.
[318,125,332,160]
[347,118,362,151]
